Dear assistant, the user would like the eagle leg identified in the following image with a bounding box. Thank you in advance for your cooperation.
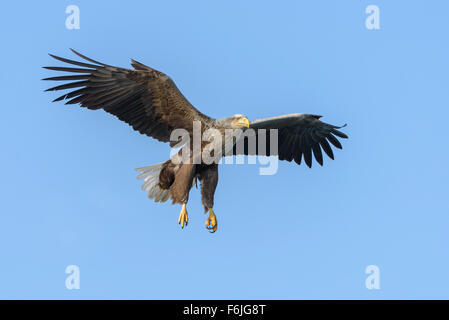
[178,203,188,229]
[205,208,218,233]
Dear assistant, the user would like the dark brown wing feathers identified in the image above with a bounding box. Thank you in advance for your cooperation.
[234,114,348,168]
[43,49,213,144]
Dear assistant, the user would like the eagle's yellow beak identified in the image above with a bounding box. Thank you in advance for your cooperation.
[235,117,250,128]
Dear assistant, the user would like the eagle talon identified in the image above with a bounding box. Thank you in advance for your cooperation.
[205,208,217,233]
[178,203,188,229]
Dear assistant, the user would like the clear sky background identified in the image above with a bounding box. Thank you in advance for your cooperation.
[0,1,448,299]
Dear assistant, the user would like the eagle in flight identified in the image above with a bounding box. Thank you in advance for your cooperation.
[43,49,348,233]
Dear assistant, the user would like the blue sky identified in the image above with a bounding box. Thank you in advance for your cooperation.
[0,1,448,299]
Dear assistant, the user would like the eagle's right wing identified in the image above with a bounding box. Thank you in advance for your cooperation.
[234,113,348,168]
[43,49,214,146]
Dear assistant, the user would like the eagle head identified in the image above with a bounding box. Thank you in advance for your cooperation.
[217,114,250,129]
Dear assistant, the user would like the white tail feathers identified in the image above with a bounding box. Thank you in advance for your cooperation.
[135,163,171,203]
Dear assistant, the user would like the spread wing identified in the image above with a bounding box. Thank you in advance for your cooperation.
[234,113,348,168]
[43,49,214,145]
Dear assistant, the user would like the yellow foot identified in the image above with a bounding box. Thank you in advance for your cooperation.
[205,208,218,233]
[178,203,188,229]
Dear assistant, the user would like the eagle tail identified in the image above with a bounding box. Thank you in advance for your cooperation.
[135,163,171,203]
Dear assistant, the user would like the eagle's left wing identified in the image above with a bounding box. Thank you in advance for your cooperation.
[233,113,348,167]
[43,49,214,146]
